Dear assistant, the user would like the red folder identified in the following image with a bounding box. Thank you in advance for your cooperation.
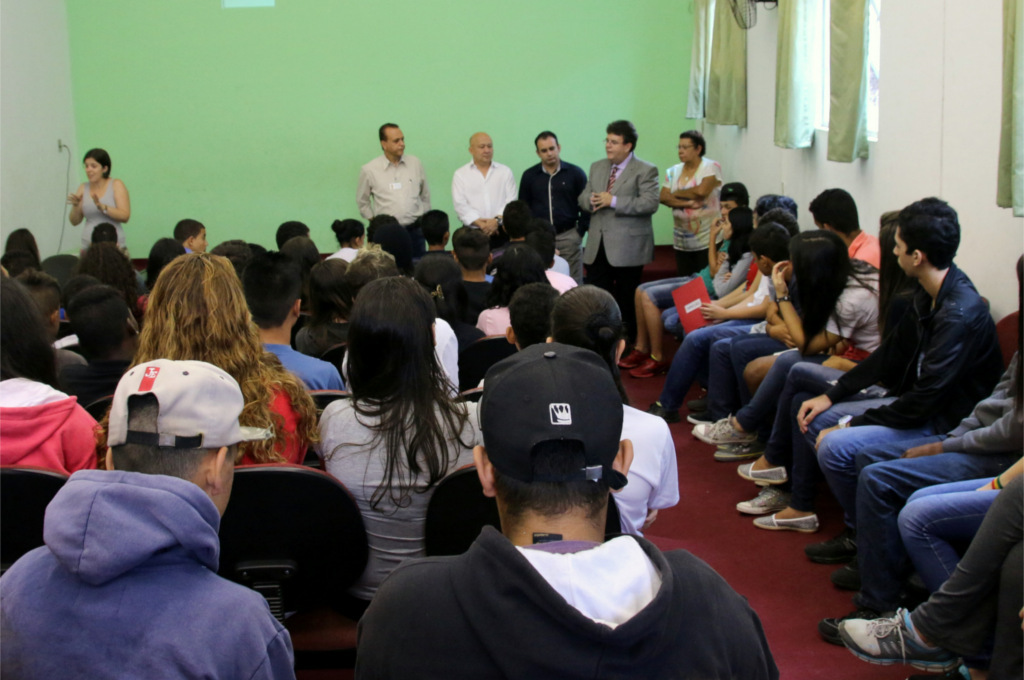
[671,278,711,335]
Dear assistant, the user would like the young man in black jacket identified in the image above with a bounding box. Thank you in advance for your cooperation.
[355,344,778,680]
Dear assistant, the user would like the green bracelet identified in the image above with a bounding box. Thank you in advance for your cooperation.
[994,476,1004,490]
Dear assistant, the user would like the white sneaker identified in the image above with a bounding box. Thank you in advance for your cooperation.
[692,415,757,446]
[736,487,791,515]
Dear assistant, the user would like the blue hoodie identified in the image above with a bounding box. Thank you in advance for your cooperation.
[1,470,295,679]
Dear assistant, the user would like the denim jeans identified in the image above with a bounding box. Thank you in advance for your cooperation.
[852,450,1017,613]
[731,349,829,440]
[705,334,792,422]
[899,479,1002,592]
[728,334,793,406]
[658,320,754,411]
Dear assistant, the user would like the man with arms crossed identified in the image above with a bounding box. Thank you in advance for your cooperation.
[452,132,517,250]
[519,131,590,283]
[578,120,659,339]
[356,343,778,680]
[357,123,431,257]
[1,359,295,679]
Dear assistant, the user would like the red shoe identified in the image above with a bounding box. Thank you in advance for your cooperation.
[629,357,671,378]
[617,348,649,369]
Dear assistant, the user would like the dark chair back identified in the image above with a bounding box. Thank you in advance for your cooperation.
[424,465,622,556]
[457,335,516,392]
[1,466,69,574]
[310,390,350,415]
[319,343,347,373]
[218,464,368,621]
[83,395,115,422]
[40,254,79,288]
[290,312,310,349]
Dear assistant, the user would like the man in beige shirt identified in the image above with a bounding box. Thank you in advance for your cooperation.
[356,123,431,256]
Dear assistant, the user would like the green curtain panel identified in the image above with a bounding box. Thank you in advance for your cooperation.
[997,0,1023,216]
[827,0,870,162]
[706,0,747,126]
[687,0,715,120]
[774,0,816,148]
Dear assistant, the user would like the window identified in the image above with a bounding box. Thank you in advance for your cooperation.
[815,0,881,140]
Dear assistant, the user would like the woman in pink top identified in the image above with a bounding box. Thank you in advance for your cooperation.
[0,278,97,474]
[476,243,547,336]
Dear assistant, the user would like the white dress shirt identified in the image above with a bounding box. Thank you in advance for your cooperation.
[451,161,517,227]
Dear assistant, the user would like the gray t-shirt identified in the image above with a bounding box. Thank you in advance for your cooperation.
[318,399,480,600]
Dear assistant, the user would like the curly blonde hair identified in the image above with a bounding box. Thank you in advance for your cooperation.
[126,252,317,462]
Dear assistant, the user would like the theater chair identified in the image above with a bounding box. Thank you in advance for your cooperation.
[218,464,368,669]
[1,466,69,575]
[83,394,115,422]
[424,465,623,557]
[309,390,350,415]
[40,254,79,288]
[457,336,516,392]
[319,343,347,374]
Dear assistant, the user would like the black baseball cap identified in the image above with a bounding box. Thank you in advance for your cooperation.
[479,343,627,490]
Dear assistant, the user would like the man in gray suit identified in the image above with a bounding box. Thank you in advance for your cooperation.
[578,120,659,340]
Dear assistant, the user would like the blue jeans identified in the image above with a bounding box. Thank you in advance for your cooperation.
[728,334,792,407]
[900,480,1001,592]
[732,349,829,440]
[705,334,791,422]
[658,320,754,410]
[853,451,1016,613]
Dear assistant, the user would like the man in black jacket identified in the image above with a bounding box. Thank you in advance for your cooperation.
[355,344,778,680]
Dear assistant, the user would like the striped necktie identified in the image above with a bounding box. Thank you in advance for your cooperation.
[607,164,618,193]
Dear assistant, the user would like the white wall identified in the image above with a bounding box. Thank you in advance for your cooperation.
[1,0,78,257]
[701,0,1023,319]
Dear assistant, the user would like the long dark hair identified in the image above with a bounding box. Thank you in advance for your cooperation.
[1,278,59,388]
[790,230,877,354]
[485,243,546,308]
[307,259,351,347]
[340,277,472,510]
[414,256,469,328]
[725,206,754,267]
[877,211,913,338]
[4,229,40,268]
[550,285,629,405]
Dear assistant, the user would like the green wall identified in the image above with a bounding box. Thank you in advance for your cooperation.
[66,0,695,255]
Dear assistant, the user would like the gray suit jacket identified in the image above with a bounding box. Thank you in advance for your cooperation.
[578,155,660,267]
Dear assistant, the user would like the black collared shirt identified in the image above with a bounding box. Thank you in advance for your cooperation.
[519,161,590,234]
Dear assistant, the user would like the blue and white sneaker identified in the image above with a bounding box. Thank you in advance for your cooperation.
[838,608,961,673]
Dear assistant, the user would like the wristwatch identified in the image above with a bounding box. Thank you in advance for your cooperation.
[777,295,791,303]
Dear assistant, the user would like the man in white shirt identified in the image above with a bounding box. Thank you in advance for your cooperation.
[451,132,517,250]
[357,123,431,257]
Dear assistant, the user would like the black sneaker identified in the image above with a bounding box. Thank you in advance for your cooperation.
[686,394,708,413]
[646,402,680,424]
[830,563,861,591]
[819,607,882,646]
[805,527,857,564]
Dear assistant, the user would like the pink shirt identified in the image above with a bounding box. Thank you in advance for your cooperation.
[545,270,578,294]
[476,307,511,336]
[848,231,881,268]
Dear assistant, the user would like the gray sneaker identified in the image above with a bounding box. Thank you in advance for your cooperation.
[737,461,788,485]
[714,440,766,462]
[736,487,791,515]
[693,416,757,446]
[839,608,961,673]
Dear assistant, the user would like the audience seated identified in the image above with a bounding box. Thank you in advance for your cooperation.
[414,255,483,351]
[124,252,317,465]
[0,358,295,679]
[58,284,138,407]
[15,269,87,374]
[242,251,343,391]
[506,282,559,349]
[327,218,365,263]
[295,258,351,358]
[356,343,778,679]
[317,276,479,614]
[551,286,679,535]
[476,243,547,335]
[839,475,1022,679]
[647,222,793,422]
[368,216,413,274]
[4,228,41,271]
[139,237,186,313]
[451,226,492,324]
[1,250,39,278]
[210,239,253,279]
[172,218,208,253]
[0,277,96,474]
